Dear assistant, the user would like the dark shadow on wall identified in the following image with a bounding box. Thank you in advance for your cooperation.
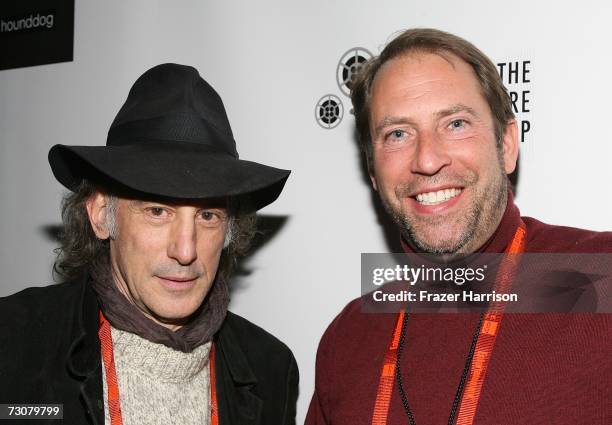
[509,150,521,197]
[229,214,289,295]
[41,224,62,244]
[40,224,63,283]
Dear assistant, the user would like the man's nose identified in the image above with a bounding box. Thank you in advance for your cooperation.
[410,130,451,175]
[167,215,197,265]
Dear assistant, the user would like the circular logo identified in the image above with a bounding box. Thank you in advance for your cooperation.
[337,47,373,97]
[315,94,344,129]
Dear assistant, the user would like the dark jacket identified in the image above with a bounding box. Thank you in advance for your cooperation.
[0,278,298,425]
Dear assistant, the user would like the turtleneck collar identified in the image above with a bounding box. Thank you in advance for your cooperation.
[90,253,229,353]
[401,189,522,254]
[110,327,212,383]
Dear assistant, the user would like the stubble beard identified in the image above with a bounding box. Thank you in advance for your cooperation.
[381,167,508,255]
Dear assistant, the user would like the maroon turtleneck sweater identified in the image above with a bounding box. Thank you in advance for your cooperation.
[305,193,612,424]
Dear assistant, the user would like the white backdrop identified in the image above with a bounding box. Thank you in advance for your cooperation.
[1,1,611,422]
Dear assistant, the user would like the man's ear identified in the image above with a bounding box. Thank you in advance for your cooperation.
[501,120,519,174]
[367,156,379,191]
[85,192,111,240]
[369,172,379,191]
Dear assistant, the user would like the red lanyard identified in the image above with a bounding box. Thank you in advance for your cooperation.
[371,222,527,425]
[210,343,219,425]
[98,312,219,425]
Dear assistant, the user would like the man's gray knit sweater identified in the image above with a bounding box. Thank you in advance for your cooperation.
[101,325,212,425]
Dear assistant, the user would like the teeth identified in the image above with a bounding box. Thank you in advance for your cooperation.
[416,188,462,205]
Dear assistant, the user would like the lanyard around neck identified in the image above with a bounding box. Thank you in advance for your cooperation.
[98,312,219,425]
[371,221,527,425]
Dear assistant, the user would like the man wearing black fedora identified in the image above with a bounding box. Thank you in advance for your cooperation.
[0,64,297,424]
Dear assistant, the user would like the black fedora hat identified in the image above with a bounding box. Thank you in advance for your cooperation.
[48,63,290,211]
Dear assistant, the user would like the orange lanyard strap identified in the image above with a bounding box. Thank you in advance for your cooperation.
[371,222,527,425]
[99,311,124,425]
[371,310,406,425]
[99,312,219,425]
[210,344,219,425]
[454,222,526,425]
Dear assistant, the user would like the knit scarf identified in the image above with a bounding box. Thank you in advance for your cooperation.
[90,253,229,353]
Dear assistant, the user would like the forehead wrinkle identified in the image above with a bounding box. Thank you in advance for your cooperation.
[404,75,444,92]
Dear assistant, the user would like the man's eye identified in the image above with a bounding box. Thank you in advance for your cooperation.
[385,129,407,142]
[449,119,467,129]
[147,207,167,217]
[199,210,222,224]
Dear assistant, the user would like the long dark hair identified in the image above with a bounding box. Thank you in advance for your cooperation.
[53,180,257,282]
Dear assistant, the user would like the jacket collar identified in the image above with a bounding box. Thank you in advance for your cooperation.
[214,315,263,425]
[66,275,104,425]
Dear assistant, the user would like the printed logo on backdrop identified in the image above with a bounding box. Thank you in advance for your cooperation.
[497,60,532,143]
[315,47,373,130]
[336,47,373,97]
[0,0,74,70]
[315,47,532,140]
[315,94,344,129]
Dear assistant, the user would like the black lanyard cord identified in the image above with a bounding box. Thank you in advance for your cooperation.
[395,312,486,425]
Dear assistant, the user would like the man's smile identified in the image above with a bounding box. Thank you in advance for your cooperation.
[399,185,465,215]
[413,187,463,205]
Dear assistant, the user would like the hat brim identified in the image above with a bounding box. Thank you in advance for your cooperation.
[48,142,290,212]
